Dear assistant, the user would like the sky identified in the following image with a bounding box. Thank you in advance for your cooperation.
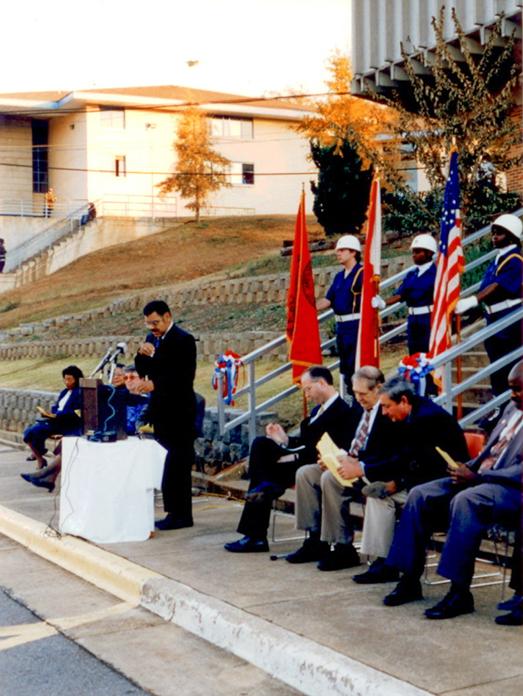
[2,0,351,98]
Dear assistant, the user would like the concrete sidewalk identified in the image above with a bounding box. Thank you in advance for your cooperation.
[0,441,521,696]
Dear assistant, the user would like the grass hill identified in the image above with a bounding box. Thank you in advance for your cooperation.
[0,215,327,330]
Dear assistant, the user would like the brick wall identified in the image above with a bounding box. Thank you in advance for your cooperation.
[506,105,522,199]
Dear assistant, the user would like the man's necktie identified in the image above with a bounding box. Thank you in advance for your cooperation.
[349,409,371,457]
[479,413,522,472]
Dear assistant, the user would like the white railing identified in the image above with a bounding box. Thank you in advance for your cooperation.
[4,201,94,272]
[216,209,523,442]
[98,195,178,219]
[0,198,88,218]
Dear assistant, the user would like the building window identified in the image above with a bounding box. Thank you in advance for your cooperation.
[101,107,125,129]
[210,117,253,139]
[115,155,126,177]
[229,162,255,185]
[32,120,49,193]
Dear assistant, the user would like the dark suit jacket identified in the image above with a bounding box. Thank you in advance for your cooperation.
[361,396,469,490]
[52,387,82,415]
[288,395,359,465]
[469,401,523,488]
[135,324,196,437]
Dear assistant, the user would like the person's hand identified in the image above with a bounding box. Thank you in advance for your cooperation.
[455,296,478,315]
[337,454,362,481]
[449,463,477,484]
[134,379,154,394]
[384,481,398,495]
[371,295,386,310]
[266,422,288,446]
[317,455,328,471]
[137,342,156,357]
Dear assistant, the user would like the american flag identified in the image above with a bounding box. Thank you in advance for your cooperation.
[429,150,464,364]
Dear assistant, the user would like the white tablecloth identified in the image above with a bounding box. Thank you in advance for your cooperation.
[60,436,166,543]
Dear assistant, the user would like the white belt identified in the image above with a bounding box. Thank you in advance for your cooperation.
[335,313,360,322]
[485,298,522,315]
[408,305,433,316]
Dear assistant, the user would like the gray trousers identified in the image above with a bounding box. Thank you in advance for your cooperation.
[295,464,353,545]
[360,491,407,558]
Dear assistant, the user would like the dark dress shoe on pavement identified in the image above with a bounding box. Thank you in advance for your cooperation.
[26,454,37,461]
[353,558,400,584]
[495,607,523,626]
[497,593,522,612]
[24,474,55,493]
[223,536,269,553]
[424,589,474,620]
[383,577,423,606]
[285,537,329,564]
[317,543,360,571]
[155,515,194,531]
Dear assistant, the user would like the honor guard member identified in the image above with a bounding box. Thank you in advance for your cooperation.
[456,214,522,395]
[373,234,438,355]
[317,235,362,394]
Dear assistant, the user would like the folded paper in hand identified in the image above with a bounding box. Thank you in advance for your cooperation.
[435,446,459,471]
[36,405,54,419]
[316,432,358,487]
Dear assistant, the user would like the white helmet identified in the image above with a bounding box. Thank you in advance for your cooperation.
[492,214,522,241]
[410,234,438,254]
[335,234,361,252]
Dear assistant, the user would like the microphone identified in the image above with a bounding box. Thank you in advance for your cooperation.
[108,341,127,364]
[90,347,113,376]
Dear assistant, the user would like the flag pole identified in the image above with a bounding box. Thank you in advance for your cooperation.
[454,314,463,420]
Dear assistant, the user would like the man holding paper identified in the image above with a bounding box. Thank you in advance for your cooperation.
[224,366,358,553]
[286,366,396,570]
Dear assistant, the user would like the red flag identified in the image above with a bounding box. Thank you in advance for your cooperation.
[286,191,322,382]
[429,150,464,384]
[356,178,382,368]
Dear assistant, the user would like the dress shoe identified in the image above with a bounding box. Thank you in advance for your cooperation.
[26,454,37,461]
[383,577,423,606]
[23,474,55,493]
[285,537,329,564]
[495,607,523,626]
[497,593,522,612]
[223,536,269,553]
[155,515,194,531]
[353,558,400,584]
[317,543,360,571]
[424,589,474,620]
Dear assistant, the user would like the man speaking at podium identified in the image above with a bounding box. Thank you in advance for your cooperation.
[135,300,197,531]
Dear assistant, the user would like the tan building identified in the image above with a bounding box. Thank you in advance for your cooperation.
[0,85,316,226]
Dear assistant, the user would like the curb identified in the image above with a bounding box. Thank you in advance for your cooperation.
[0,504,432,696]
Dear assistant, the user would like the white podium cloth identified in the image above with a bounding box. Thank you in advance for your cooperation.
[60,436,166,543]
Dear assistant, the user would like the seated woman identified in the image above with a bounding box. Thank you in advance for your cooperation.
[23,365,84,469]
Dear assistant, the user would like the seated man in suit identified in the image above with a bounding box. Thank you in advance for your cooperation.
[287,371,468,572]
[381,360,523,620]
[346,376,469,583]
[285,366,391,570]
[224,366,358,553]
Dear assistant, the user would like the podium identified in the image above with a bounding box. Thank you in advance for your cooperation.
[80,378,127,439]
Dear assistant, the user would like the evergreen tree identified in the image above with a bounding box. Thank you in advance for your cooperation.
[157,107,230,222]
[310,140,373,236]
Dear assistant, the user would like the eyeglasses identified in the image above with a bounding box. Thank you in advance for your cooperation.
[145,319,163,328]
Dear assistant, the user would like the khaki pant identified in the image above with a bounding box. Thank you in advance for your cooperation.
[295,464,353,545]
[360,491,407,558]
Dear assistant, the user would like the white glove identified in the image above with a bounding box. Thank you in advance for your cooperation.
[371,295,386,310]
[455,296,479,315]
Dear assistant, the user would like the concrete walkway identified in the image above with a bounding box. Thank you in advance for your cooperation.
[0,441,521,696]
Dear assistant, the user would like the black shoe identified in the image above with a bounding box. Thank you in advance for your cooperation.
[424,589,474,620]
[155,515,194,531]
[317,543,360,571]
[224,536,269,553]
[383,577,423,606]
[353,558,400,584]
[495,607,523,626]
[26,454,37,461]
[285,537,329,564]
[497,593,522,611]
[25,475,55,493]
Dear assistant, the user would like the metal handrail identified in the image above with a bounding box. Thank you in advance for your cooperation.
[217,209,523,441]
[4,201,97,272]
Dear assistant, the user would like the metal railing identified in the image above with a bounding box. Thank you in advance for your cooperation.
[0,198,87,218]
[98,195,178,219]
[4,201,95,272]
[216,209,523,442]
